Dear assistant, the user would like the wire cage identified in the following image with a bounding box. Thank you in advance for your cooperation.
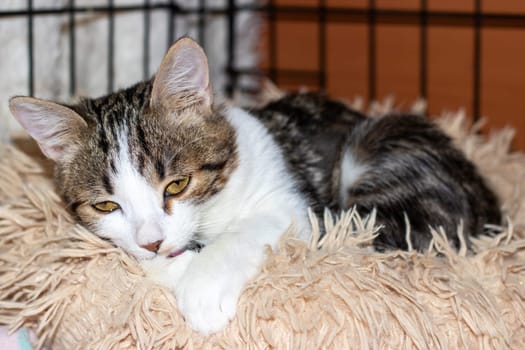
[2,0,525,148]
[0,0,257,98]
[261,0,525,151]
[0,0,264,140]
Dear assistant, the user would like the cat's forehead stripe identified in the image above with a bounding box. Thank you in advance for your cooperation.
[86,91,154,181]
[137,152,146,176]
[134,118,150,156]
[70,79,239,204]
[102,173,113,195]
[155,159,165,180]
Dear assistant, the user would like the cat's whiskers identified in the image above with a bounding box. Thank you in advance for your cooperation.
[195,221,232,233]
[194,220,240,237]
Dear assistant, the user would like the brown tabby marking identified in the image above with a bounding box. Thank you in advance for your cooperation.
[43,81,237,228]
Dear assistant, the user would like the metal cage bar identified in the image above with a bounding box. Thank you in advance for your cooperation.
[318,0,326,92]
[420,0,428,100]
[26,0,34,96]
[107,0,115,93]
[226,0,236,97]
[143,0,151,80]
[3,1,525,108]
[368,0,376,101]
[198,0,206,48]
[68,0,76,96]
[473,0,483,121]
[267,0,277,84]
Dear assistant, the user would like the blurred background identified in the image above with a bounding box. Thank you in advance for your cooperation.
[1,0,525,149]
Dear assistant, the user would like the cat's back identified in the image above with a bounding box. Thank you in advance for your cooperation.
[250,93,366,212]
[251,93,501,251]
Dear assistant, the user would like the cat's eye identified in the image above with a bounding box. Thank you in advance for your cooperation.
[93,201,120,213]
[165,176,190,197]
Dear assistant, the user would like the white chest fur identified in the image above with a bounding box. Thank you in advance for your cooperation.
[200,106,311,241]
[142,106,311,335]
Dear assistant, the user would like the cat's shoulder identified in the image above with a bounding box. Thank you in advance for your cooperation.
[250,92,366,132]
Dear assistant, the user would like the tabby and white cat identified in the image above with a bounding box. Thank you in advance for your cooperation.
[9,37,501,334]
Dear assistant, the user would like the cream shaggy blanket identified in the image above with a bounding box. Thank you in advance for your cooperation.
[0,112,524,349]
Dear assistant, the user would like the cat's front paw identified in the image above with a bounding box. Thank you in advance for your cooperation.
[175,270,240,335]
[140,250,195,290]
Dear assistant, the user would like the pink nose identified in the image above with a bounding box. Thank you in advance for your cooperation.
[140,240,163,253]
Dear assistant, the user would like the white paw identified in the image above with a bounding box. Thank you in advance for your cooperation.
[175,267,241,335]
[140,250,195,290]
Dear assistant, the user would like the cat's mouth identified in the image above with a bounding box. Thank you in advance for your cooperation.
[167,248,187,258]
[167,240,204,258]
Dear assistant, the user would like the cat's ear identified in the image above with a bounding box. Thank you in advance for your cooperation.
[9,96,88,162]
[151,37,212,110]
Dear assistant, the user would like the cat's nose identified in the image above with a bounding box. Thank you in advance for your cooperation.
[140,240,163,253]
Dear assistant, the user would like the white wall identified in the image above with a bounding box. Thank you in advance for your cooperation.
[0,0,261,142]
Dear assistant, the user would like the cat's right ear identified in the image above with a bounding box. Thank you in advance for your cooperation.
[9,96,87,162]
[150,37,212,111]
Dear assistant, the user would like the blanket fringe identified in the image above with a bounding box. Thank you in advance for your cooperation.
[0,110,524,349]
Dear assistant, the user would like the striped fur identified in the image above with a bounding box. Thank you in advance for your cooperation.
[251,93,502,251]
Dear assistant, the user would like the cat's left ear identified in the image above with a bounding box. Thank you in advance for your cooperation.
[151,37,212,111]
[9,96,88,162]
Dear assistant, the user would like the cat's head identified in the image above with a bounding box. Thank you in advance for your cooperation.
[9,37,238,260]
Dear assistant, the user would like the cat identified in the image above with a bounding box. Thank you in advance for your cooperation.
[250,94,502,251]
[9,37,501,335]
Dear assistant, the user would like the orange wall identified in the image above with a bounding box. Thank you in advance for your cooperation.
[261,0,525,150]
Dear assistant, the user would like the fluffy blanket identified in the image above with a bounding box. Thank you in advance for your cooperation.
[0,111,524,349]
